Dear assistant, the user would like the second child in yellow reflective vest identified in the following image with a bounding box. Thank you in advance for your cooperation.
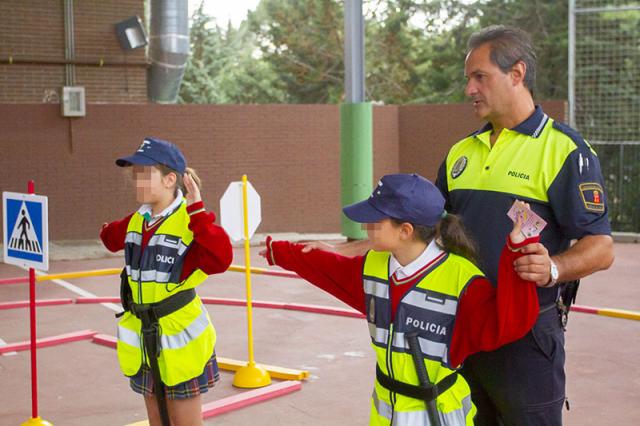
[262,173,542,425]
[100,137,232,425]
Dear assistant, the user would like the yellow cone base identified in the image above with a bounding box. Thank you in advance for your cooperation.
[232,363,272,388]
[218,356,309,381]
[21,417,53,426]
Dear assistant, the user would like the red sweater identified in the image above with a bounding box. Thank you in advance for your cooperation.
[100,201,233,281]
[266,236,539,368]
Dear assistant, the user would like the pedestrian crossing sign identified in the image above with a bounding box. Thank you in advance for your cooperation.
[3,191,49,271]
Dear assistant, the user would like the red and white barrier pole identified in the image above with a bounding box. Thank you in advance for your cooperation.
[22,181,51,426]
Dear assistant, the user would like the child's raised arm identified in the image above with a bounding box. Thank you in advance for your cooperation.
[186,202,233,275]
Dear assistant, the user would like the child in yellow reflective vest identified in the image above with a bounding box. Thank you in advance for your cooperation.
[100,137,232,426]
[262,173,543,425]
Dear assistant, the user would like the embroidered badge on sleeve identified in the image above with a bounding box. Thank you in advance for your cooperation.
[578,182,605,212]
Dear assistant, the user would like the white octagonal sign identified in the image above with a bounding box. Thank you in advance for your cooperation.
[220,180,261,242]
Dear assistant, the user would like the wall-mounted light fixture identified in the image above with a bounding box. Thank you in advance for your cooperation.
[115,16,148,50]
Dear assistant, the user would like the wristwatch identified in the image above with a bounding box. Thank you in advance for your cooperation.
[548,260,559,287]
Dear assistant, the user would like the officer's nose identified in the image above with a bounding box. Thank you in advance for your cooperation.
[465,79,476,98]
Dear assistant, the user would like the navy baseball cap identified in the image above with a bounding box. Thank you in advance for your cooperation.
[116,137,186,174]
[342,173,446,227]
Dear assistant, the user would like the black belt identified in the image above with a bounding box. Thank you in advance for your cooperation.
[539,301,559,314]
[376,364,458,403]
[129,288,196,321]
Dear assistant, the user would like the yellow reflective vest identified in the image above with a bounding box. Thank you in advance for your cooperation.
[364,250,482,425]
[116,201,215,386]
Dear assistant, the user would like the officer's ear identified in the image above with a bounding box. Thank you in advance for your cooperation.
[510,60,527,87]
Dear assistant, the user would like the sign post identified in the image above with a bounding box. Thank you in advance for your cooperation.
[3,182,52,426]
[220,175,271,388]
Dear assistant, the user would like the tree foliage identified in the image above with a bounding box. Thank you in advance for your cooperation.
[179,0,638,230]
[180,0,572,105]
[179,2,287,104]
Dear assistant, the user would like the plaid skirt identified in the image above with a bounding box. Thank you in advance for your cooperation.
[130,351,220,400]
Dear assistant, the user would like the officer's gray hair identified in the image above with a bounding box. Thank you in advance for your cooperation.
[467,25,537,96]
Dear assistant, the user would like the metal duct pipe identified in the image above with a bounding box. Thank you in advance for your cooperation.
[148,0,190,103]
[64,0,76,85]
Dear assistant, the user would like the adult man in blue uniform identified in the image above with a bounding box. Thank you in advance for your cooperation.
[304,25,615,425]
[434,25,614,425]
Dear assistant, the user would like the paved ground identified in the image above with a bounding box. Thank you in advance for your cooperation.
[0,240,638,425]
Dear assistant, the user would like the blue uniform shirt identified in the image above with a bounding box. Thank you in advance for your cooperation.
[436,106,611,306]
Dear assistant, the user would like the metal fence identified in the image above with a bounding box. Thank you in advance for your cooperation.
[592,142,640,232]
[569,0,640,232]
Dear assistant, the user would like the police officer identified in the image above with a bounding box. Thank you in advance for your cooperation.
[434,26,614,425]
[304,24,615,426]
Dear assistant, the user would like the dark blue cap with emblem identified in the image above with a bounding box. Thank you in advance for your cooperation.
[342,173,446,227]
[116,137,186,174]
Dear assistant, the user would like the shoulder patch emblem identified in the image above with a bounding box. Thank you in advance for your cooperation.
[451,156,468,179]
[579,183,605,212]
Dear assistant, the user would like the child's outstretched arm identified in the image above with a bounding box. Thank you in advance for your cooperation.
[448,202,540,368]
[262,236,367,314]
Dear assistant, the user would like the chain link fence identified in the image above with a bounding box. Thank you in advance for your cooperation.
[569,0,640,232]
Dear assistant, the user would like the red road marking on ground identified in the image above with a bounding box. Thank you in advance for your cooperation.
[0,265,298,286]
[0,298,74,310]
[570,304,600,315]
[75,296,365,318]
[75,297,120,304]
[92,334,117,349]
[201,380,302,419]
[200,297,366,318]
[65,298,640,322]
[0,330,98,354]
[200,297,286,309]
[280,302,365,318]
[0,276,29,285]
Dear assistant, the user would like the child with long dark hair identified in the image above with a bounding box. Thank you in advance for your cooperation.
[262,173,542,425]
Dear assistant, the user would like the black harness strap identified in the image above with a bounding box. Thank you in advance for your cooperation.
[139,314,170,426]
[135,289,196,426]
[128,288,196,322]
[405,333,443,426]
[116,270,197,426]
[375,365,458,404]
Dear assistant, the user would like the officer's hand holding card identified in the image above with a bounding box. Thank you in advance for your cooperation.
[507,200,547,240]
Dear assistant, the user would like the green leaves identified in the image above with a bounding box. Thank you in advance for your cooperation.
[179,0,569,105]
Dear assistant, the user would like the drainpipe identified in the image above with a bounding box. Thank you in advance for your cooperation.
[341,0,372,239]
[148,0,190,103]
[63,0,76,85]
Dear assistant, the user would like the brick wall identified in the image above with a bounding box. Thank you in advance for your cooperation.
[398,102,566,181]
[0,101,565,240]
[0,104,399,240]
[0,0,146,103]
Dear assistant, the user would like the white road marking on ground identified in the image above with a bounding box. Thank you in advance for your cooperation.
[343,351,366,358]
[0,337,18,356]
[316,353,336,361]
[298,365,319,370]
